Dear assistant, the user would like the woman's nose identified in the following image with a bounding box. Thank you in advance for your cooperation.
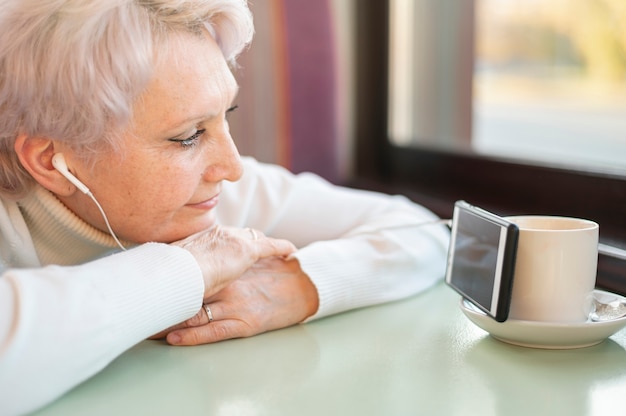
[202,131,243,183]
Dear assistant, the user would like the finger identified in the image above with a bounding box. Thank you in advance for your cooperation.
[148,306,208,339]
[254,237,297,259]
[166,319,251,346]
[237,227,296,258]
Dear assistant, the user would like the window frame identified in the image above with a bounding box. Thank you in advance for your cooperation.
[351,1,626,294]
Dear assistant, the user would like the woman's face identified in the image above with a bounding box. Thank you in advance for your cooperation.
[58,31,243,244]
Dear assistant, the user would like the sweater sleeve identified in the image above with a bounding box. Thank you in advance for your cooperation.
[0,243,204,416]
[218,157,451,321]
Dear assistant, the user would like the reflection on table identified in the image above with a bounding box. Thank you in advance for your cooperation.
[33,283,626,416]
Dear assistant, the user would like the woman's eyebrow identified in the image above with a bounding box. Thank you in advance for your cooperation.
[168,85,240,129]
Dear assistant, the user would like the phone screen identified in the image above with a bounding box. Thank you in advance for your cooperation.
[445,201,518,322]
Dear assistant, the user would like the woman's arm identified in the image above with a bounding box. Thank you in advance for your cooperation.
[0,217,297,415]
[158,158,450,345]
[0,244,204,415]
[219,157,451,320]
[0,221,297,415]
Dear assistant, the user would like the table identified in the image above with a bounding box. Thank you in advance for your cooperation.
[33,282,626,416]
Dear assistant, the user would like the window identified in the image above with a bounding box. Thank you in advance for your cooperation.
[352,1,626,292]
[474,0,626,173]
[388,0,626,174]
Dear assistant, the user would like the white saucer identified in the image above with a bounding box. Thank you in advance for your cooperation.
[460,290,626,349]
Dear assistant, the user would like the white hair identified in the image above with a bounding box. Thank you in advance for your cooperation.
[0,0,254,197]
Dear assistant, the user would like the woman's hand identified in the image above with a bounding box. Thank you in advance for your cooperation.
[150,256,319,345]
[173,226,297,298]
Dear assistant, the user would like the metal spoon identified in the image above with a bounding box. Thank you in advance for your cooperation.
[590,296,626,322]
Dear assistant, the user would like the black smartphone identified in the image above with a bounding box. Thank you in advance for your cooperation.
[445,201,519,322]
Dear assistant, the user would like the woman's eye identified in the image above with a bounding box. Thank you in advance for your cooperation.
[170,129,206,148]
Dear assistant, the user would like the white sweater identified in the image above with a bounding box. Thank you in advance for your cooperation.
[0,157,449,415]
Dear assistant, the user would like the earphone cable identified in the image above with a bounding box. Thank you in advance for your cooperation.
[86,191,127,251]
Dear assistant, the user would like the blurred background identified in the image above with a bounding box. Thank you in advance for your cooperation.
[230,0,626,182]
[389,0,626,173]
[228,0,351,183]
[227,0,626,292]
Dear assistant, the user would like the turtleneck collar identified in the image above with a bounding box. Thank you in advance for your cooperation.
[18,186,128,266]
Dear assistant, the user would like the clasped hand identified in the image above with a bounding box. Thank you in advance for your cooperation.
[150,226,319,345]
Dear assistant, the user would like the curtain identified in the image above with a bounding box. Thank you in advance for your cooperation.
[229,0,342,183]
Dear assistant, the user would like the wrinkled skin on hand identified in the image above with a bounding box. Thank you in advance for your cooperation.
[172,225,297,299]
[150,255,319,345]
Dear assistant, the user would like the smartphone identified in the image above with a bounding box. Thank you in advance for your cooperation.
[445,201,519,322]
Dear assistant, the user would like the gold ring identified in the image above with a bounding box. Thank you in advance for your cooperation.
[247,227,258,240]
[203,303,214,323]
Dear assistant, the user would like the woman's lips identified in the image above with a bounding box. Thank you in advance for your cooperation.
[187,194,220,210]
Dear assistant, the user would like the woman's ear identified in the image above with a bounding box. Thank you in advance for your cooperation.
[14,135,77,196]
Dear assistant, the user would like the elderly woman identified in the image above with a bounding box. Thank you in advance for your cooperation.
[0,0,448,414]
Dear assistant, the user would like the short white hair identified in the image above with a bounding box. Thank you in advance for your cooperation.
[0,0,254,198]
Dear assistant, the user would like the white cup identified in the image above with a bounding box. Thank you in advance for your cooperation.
[505,216,599,323]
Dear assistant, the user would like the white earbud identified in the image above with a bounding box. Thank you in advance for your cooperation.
[50,153,126,251]
[51,153,90,194]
